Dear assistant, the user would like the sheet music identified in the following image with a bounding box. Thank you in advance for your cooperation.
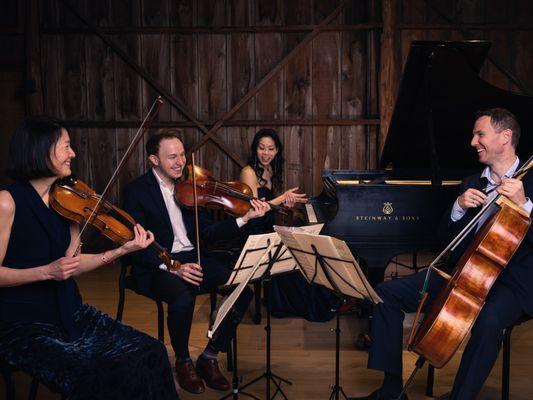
[208,240,275,339]
[209,224,324,338]
[274,228,382,303]
[224,223,324,287]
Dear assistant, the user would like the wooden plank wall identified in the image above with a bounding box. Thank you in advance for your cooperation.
[34,0,380,202]
[4,0,531,203]
[0,0,25,187]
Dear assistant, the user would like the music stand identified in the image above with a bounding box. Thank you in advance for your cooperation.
[209,225,324,400]
[274,227,382,400]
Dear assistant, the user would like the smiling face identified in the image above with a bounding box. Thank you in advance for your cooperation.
[49,128,75,178]
[471,115,511,167]
[149,137,186,185]
[256,136,278,167]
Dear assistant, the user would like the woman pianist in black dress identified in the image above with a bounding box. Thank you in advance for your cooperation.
[0,116,179,399]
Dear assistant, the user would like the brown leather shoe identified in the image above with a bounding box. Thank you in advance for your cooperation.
[196,355,230,391]
[175,359,205,394]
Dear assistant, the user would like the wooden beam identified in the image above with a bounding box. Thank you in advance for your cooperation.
[189,0,351,156]
[41,23,533,35]
[62,118,381,129]
[42,24,383,35]
[25,0,43,114]
[399,23,533,31]
[58,0,245,167]
[379,0,398,160]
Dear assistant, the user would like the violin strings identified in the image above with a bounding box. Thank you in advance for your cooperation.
[196,181,282,211]
[200,181,253,200]
[62,182,167,256]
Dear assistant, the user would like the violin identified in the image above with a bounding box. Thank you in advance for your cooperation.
[174,165,288,217]
[50,176,180,271]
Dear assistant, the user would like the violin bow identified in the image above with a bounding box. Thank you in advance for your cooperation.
[72,97,164,255]
[191,152,201,267]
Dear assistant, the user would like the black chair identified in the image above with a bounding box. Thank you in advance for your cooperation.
[1,358,65,400]
[425,315,532,399]
[116,260,165,341]
[116,260,233,369]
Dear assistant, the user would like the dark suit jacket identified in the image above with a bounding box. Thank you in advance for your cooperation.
[438,165,533,315]
[123,171,242,293]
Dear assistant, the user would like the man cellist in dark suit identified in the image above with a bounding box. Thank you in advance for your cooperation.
[123,131,270,395]
[351,108,533,400]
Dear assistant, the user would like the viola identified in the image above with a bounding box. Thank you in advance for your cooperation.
[174,165,288,217]
[50,176,180,271]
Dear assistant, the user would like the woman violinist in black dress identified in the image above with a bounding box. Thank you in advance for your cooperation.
[240,129,335,321]
[239,128,306,231]
[0,116,179,399]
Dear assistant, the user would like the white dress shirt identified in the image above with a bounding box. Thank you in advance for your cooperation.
[153,168,248,270]
[451,157,533,228]
[153,169,194,253]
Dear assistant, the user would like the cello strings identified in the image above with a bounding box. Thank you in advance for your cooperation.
[420,153,533,295]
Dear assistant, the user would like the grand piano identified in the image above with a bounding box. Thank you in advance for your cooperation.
[307,40,533,285]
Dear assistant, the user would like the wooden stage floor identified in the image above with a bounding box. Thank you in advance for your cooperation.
[2,263,533,399]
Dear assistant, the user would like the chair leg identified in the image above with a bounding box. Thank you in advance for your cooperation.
[253,281,262,324]
[502,325,514,400]
[116,270,127,322]
[226,337,233,372]
[1,368,16,400]
[28,377,39,400]
[426,364,435,397]
[209,291,217,321]
[156,300,165,342]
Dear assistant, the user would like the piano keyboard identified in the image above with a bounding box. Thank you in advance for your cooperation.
[305,203,318,223]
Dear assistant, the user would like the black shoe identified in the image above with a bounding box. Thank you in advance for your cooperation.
[196,356,230,391]
[348,389,408,400]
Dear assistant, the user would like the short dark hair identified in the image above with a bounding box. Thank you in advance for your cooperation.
[6,116,64,181]
[476,108,520,148]
[146,129,183,156]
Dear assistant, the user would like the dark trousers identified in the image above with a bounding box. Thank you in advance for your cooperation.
[369,270,524,400]
[150,250,253,360]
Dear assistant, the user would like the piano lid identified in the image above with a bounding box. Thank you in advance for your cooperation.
[381,40,533,178]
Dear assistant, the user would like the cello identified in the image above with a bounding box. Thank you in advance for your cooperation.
[400,157,533,393]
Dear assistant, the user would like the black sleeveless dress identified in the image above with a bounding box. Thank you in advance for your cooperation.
[0,181,179,400]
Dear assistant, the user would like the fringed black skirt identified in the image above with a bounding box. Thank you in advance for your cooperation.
[0,304,179,400]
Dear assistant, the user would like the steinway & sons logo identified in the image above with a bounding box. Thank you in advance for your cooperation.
[353,202,420,222]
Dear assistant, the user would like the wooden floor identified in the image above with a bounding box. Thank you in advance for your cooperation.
[3,261,533,399]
